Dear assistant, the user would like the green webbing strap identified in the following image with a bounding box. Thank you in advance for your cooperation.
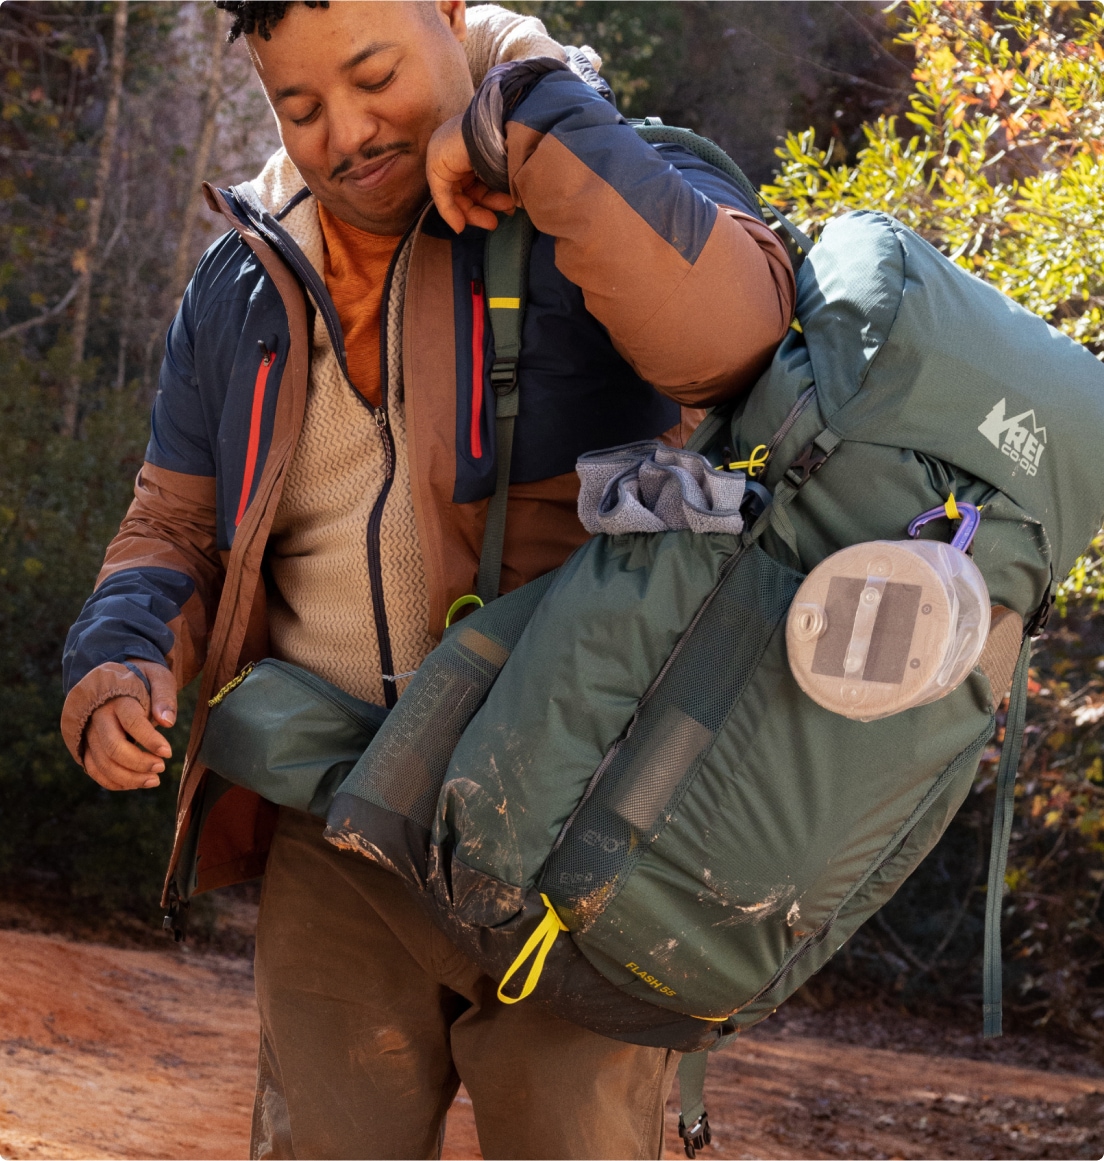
[632,123,815,257]
[982,635,1033,1038]
[677,1049,708,1140]
[476,210,535,605]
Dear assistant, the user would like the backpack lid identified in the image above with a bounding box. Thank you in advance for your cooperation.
[799,212,1104,580]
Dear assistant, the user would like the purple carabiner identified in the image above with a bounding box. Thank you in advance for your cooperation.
[908,500,980,552]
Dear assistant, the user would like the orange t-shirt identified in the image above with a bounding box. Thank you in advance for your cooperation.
[318,203,402,409]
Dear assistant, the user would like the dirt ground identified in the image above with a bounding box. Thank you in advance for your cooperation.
[1,925,1101,1161]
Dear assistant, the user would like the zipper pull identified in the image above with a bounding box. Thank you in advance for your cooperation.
[375,407,394,475]
[208,660,256,708]
[257,336,277,367]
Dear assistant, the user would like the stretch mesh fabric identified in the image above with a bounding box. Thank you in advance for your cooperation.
[336,573,556,831]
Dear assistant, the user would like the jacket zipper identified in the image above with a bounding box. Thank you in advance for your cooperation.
[367,215,423,709]
[234,341,275,527]
[470,273,486,459]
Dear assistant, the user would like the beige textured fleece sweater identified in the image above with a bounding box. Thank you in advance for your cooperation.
[253,5,568,705]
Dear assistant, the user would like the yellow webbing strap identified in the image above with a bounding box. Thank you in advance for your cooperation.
[944,492,961,521]
[445,594,484,629]
[488,296,521,310]
[497,893,568,1004]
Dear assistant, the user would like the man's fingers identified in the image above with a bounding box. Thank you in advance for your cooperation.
[90,707,165,775]
[85,749,160,792]
[466,203,501,232]
[115,697,172,760]
[142,662,177,728]
[435,189,468,235]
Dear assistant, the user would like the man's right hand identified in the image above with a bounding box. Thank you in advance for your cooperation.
[84,661,177,791]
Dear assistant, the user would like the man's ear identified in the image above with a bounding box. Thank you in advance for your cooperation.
[436,0,467,42]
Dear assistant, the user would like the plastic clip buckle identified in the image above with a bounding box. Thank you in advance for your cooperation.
[1026,592,1054,638]
[783,437,835,489]
[678,1111,711,1159]
[490,357,518,395]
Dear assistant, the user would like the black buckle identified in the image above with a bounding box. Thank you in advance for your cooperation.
[162,886,190,943]
[678,1111,711,1159]
[1026,592,1054,638]
[783,438,835,488]
[490,357,518,395]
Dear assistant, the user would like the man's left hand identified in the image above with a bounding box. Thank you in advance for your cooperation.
[427,115,514,234]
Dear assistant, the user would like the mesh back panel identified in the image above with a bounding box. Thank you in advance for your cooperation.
[541,546,800,927]
[337,573,555,830]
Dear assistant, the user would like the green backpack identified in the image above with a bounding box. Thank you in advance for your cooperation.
[324,130,1104,1150]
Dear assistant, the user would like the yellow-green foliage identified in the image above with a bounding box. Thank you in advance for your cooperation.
[763,1,1104,608]
[764,1,1104,353]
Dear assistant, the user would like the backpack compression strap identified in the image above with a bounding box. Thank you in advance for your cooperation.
[476,209,535,604]
[982,635,1032,1037]
[632,122,815,260]
[676,1050,712,1159]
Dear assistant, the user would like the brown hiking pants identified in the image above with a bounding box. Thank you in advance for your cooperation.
[251,807,679,1160]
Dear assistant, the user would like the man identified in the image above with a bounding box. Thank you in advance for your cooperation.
[61,3,795,1157]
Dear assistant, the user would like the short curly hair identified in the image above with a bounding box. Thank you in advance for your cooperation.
[213,1,330,43]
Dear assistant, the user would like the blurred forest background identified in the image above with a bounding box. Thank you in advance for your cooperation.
[0,0,1101,1053]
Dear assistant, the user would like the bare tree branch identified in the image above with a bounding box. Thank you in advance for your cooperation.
[61,0,128,440]
[0,278,81,342]
[168,8,226,304]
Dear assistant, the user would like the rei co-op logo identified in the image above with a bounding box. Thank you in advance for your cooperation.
[978,398,1047,476]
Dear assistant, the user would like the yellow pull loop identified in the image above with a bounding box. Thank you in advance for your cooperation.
[445,593,484,629]
[944,492,961,521]
[497,893,568,1005]
[208,661,255,708]
[724,443,770,478]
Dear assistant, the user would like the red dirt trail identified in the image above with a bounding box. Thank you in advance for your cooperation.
[0,929,1101,1160]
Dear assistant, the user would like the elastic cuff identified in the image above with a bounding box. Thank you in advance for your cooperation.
[60,661,153,765]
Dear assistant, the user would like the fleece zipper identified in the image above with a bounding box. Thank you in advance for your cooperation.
[224,183,423,709]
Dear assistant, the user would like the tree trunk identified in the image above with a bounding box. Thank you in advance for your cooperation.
[61,0,128,439]
[169,10,226,304]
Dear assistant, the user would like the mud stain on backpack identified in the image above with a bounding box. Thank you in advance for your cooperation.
[699,874,795,928]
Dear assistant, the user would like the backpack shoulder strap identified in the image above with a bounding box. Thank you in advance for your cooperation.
[476,209,535,605]
[631,121,815,260]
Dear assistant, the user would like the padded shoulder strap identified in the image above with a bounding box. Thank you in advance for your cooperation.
[631,122,815,258]
[476,210,535,604]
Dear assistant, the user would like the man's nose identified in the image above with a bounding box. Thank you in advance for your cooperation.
[328,95,381,166]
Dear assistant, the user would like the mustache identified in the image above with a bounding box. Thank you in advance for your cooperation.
[330,142,412,182]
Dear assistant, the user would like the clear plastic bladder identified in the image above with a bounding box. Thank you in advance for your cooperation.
[786,519,990,722]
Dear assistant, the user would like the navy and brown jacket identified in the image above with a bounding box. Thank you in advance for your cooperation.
[61,67,795,906]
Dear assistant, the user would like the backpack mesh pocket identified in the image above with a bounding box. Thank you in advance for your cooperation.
[541,545,801,927]
[335,573,555,830]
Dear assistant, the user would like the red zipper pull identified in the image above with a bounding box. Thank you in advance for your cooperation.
[470,274,486,459]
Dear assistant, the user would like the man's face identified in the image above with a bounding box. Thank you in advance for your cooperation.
[250,1,474,235]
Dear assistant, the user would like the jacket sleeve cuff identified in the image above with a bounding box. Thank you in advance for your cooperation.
[463,58,571,193]
[60,661,153,766]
